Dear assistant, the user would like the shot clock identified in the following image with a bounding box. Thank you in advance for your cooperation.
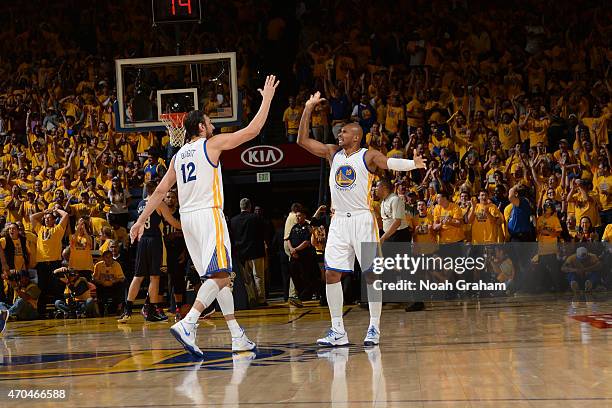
[151,0,202,24]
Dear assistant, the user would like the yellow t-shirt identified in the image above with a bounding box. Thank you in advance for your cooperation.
[498,121,519,150]
[593,175,612,211]
[385,106,405,134]
[602,224,612,242]
[386,149,405,159]
[69,234,94,271]
[0,237,29,270]
[536,214,561,255]
[93,260,125,286]
[470,203,502,244]
[283,107,302,135]
[35,224,65,262]
[412,213,436,243]
[571,191,601,227]
[433,203,464,243]
[406,99,424,127]
[529,117,550,146]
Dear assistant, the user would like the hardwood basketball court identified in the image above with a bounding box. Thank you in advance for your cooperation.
[1,297,611,407]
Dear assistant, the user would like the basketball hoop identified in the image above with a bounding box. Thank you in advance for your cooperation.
[160,112,187,147]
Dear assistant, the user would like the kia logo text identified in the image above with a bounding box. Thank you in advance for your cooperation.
[240,146,284,168]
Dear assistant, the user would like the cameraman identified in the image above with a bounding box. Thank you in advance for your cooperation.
[0,270,40,329]
[92,250,125,315]
[53,267,96,318]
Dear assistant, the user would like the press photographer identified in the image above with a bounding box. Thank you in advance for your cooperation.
[0,270,41,332]
[53,267,96,318]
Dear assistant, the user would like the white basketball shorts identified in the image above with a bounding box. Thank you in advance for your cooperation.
[324,210,380,273]
[180,207,232,278]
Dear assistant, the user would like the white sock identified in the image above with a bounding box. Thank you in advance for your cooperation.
[367,283,381,329]
[185,279,220,324]
[326,282,344,333]
[368,303,381,329]
[227,319,241,337]
[185,308,201,325]
[216,286,234,316]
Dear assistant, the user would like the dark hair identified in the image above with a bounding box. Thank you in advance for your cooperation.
[184,110,205,138]
[377,179,393,190]
[145,181,157,195]
[2,224,29,269]
[290,203,303,213]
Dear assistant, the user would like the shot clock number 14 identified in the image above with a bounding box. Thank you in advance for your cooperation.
[151,0,202,24]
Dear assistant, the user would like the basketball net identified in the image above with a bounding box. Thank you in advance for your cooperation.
[160,112,187,147]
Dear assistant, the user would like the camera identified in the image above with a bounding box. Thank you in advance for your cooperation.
[7,270,29,283]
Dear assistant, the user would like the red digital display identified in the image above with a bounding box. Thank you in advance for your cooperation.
[170,0,191,16]
[152,0,201,24]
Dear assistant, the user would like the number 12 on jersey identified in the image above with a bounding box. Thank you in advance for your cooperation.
[181,162,197,183]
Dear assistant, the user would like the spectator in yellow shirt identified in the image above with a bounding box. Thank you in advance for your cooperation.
[562,247,601,293]
[283,97,302,143]
[0,223,35,272]
[68,217,94,280]
[30,207,70,318]
[412,200,437,252]
[365,123,389,155]
[93,250,125,315]
[593,161,612,227]
[535,200,562,291]
[432,192,464,243]
[467,191,503,244]
[384,95,405,137]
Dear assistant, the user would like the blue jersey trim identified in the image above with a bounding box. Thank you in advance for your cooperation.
[324,262,353,273]
[362,148,376,174]
[203,139,218,168]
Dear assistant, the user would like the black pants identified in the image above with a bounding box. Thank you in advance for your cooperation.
[97,283,124,314]
[289,254,318,301]
[537,254,562,292]
[166,243,187,298]
[386,228,412,243]
[280,252,290,301]
[36,260,63,317]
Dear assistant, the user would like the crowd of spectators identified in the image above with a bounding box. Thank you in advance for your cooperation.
[283,0,611,238]
[0,0,611,321]
[279,0,612,297]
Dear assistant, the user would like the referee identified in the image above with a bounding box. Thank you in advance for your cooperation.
[377,180,411,243]
[376,179,424,312]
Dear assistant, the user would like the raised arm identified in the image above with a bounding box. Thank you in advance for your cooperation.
[206,75,279,157]
[129,157,177,242]
[366,148,427,172]
[297,92,338,161]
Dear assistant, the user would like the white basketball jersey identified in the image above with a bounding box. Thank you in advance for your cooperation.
[329,148,374,213]
[174,138,224,213]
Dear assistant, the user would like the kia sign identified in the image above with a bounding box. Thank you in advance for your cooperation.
[240,145,284,168]
[223,143,321,170]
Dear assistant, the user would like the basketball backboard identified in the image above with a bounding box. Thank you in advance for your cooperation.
[114,52,238,132]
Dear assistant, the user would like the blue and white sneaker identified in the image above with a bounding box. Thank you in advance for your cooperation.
[232,328,256,352]
[0,307,8,334]
[317,327,349,346]
[170,320,204,358]
[363,325,380,346]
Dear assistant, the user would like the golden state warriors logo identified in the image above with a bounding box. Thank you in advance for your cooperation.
[335,165,356,188]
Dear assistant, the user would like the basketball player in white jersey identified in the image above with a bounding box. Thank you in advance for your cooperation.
[130,75,279,357]
[297,92,426,346]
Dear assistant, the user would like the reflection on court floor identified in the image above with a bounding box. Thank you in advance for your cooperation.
[1,298,612,407]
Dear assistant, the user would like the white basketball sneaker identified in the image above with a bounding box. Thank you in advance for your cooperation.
[317,327,349,346]
[232,328,256,352]
[363,325,380,346]
[170,320,204,358]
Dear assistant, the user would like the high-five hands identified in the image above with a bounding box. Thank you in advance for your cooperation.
[305,91,326,108]
[258,75,280,100]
